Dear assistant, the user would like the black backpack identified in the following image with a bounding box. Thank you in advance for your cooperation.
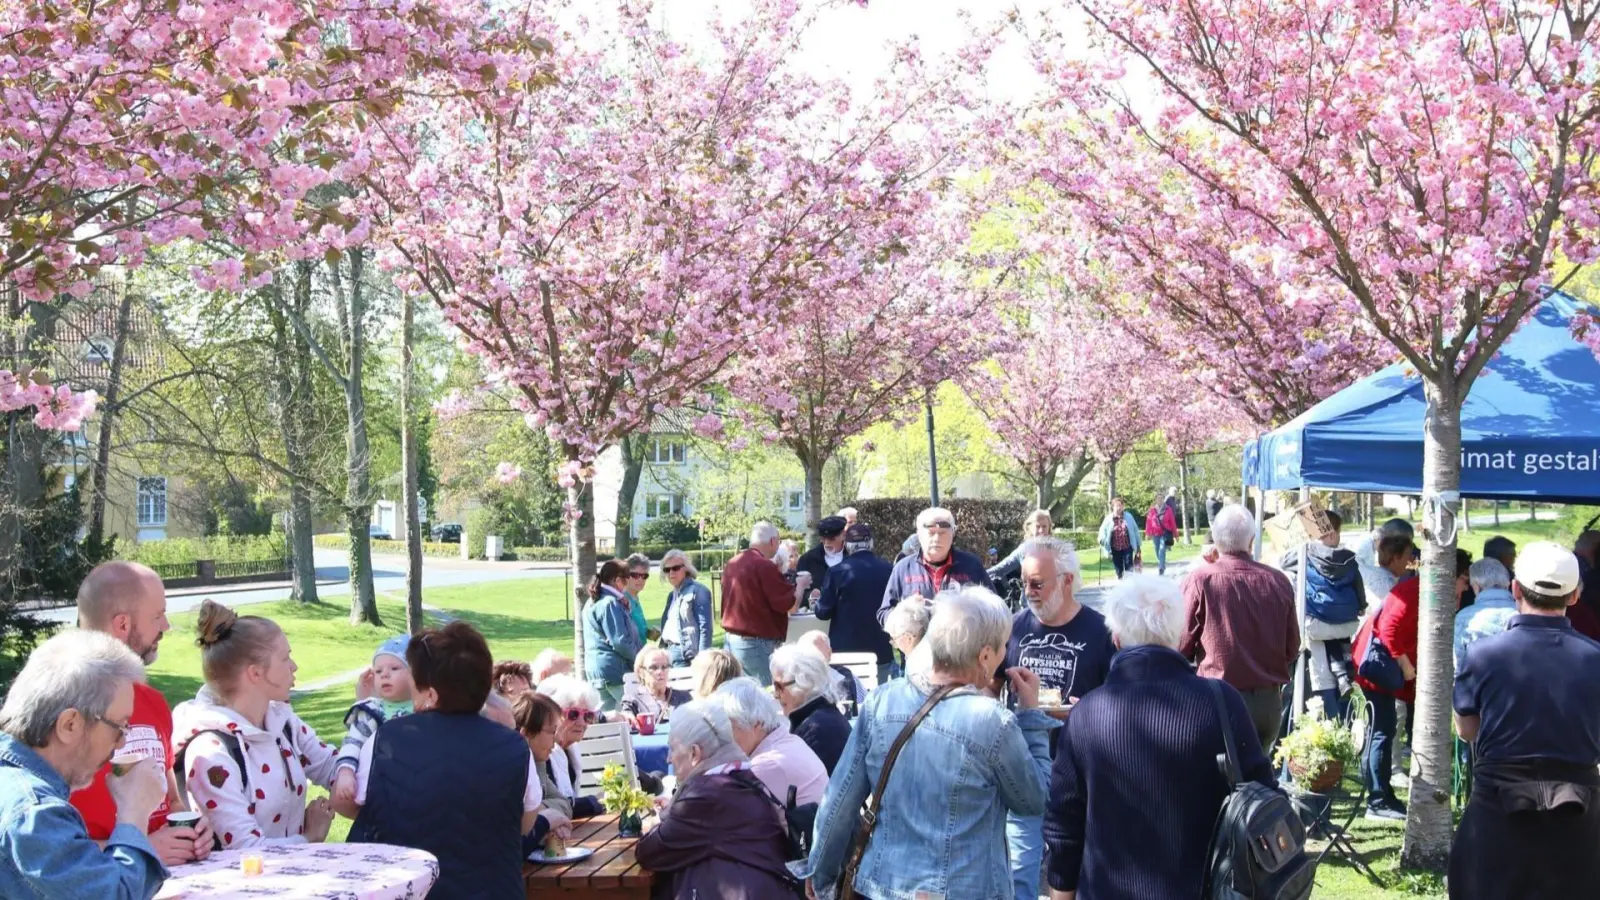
[1201,680,1316,900]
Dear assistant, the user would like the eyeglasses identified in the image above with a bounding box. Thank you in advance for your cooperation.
[629,571,650,581]
[89,713,132,742]
[644,664,670,671]
[1025,574,1065,594]
[923,521,954,531]
[772,679,795,692]
[662,564,684,573]
[563,707,599,724]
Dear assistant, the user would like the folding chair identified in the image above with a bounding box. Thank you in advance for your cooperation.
[832,652,879,693]
[575,720,636,791]
[667,666,697,692]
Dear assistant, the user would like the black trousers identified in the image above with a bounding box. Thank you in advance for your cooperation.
[1448,760,1600,899]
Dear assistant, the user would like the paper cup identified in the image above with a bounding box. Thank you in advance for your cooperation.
[166,811,201,830]
[109,753,142,777]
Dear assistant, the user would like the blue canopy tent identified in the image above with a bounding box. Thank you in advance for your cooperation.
[1242,292,1600,504]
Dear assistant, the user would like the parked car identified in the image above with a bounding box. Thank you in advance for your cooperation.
[431,523,463,543]
[368,523,392,541]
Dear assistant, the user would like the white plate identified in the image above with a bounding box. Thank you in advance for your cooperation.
[527,846,596,864]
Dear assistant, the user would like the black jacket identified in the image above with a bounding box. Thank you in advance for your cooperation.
[815,552,894,663]
[788,695,851,775]
[796,544,840,596]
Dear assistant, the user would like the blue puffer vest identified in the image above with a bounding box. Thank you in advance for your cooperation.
[348,711,528,899]
[1306,561,1362,624]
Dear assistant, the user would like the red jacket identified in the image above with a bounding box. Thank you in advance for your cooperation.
[1146,506,1178,539]
[719,549,794,641]
[1353,576,1420,702]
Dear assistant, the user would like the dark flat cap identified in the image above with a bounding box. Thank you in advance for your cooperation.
[843,523,872,542]
[817,516,848,538]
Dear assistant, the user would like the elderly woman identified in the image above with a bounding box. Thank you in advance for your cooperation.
[173,601,339,848]
[769,645,851,774]
[710,678,828,806]
[1042,575,1274,898]
[623,553,658,643]
[1454,558,1517,670]
[345,622,536,899]
[635,701,801,898]
[1098,497,1143,580]
[987,509,1054,582]
[806,587,1053,899]
[584,560,645,706]
[659,549,714,666]
[620,647,691,727]
[511,691,576,855]
[533,674,605,820]
[689,648,744,699]
[882,595,932,662]
[492,660,533,698]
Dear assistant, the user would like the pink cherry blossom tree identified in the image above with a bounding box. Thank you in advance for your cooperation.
[1030,0,1600,864]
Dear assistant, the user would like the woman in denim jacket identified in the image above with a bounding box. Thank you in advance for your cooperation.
[804,586,1055,900]
[659,549,714,666]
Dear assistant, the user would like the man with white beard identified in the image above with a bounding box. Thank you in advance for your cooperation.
[1001,538,1117,900]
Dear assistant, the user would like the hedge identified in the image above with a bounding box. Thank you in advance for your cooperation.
[848,498,1032,559]
[124,535,287,567]
[505,546,738,571]
[311,534,461,559]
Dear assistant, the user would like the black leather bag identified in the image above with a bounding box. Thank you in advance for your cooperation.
[1201,680,1316,900]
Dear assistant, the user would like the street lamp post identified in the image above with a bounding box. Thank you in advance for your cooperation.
[925,391,939,506]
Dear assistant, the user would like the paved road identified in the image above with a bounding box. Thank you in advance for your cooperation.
[40,548,568,623]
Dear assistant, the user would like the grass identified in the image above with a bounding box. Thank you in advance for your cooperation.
[1299,773,1448,899]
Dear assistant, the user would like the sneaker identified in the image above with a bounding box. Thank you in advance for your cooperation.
[1365,802,1406,822]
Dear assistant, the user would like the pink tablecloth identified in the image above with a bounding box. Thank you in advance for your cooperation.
[154,843,438,900]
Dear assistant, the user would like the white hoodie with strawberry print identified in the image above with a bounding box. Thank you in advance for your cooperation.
[172,685,340,849]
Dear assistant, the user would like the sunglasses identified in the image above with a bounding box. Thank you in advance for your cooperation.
[772,679,795,692]
[629,571,650,580]
[662,564,684,573]
[923,521,954,531]
[563,708,599,724]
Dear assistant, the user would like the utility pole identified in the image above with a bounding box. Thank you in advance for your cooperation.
[925,390,939,506]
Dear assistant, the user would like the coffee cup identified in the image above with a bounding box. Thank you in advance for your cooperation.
[109,753,142,777]
[637,713,656,736]
[166,811,201,830]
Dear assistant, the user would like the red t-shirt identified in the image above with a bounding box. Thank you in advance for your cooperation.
[69,681,173,838]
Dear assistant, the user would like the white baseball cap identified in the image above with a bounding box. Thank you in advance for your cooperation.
[1513,541,1581,596]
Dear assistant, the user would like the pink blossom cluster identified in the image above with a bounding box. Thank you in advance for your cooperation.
[495,462,523,484]
[0,369,97,431]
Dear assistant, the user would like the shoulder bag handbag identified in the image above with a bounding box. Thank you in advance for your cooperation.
[835,682,962,900]
[1356,618,1406,692]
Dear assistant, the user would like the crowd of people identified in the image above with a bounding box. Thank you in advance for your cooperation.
[2,500,1597,900]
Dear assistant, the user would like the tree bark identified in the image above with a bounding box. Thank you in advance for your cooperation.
[0,301,58,592]
[86,283,136,549]
[802,449,827,550]
[568,468,597,674]
[1034,461,1059,511]
[401,293,424,634]
[269,266,319,605]
[334,249,380,627]
[1105,457,1119,506]
[1400,379,1462,870]
[1178,454,1192,543]
[615,434,645,557]
[1046,452,1095,523]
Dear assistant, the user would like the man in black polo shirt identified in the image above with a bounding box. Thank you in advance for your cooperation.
[1449,541,1600,900]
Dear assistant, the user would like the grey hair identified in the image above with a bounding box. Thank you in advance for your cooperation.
[669,700,740,757]
[529,648,572,683]
[624,553,651,572]
[481,691,512,720]
[920,586,1011,674]
[774,540,798,570]
[1468,558,1512,593]
[836,507,858,520]
[661,548,698,579]
[0,629,144,748]
[1020,537,1080,579]
[845,538,874,554]
[883,596,933,643]
[1211,504,1257,554]
[535,672,601,710]
[750,522,780,545]
[1103,574,1185,650]
[916,507,956,530]
[710,676,789,735]
[769,645,833,703]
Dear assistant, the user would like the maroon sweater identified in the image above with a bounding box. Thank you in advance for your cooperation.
[1179,552,1299,692]
[720,549,794,641]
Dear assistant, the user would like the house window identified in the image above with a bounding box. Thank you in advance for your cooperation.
[644,493,683,519]
[85,335,114,362]
[647,437,686,464]
[136,477,168,527]
[787,490,804,511]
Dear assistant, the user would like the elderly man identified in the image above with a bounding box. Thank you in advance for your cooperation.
[1003,538,1117,900]
[796,516,849,604]
[68,562,213,866]
[796,630,864,710]
[1453,559,1517,670]
[1180,504,1299,754]
[720,522,808,685]
[1450,542,1600,899]
[0,630,171,899]
[709,678,828,805]
[877,507,992,624]
[814,523,894,685]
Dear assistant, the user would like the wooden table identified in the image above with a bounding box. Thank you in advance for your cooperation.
[524,812,655,898]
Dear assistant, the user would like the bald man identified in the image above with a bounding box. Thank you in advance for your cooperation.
[69,561,214,865]
[797,631,864,708]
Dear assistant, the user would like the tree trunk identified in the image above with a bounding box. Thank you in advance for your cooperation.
[1033,461,1059,512]
[1460,497,1470,533]
[1400,379,1462,871]
[0,301,58,591]
[1366,492,1376,532]
[401,293,424,634]
[568,469,597,674]
[1493,499,1500,526]
[269,267,319,605]
[802,449,827,550]
[1178,454,1192,544]
[336,249,380,626]
[615,434,645,557]
[1105,457,1119,506]
[86,284,136,549]
[1046,452,1095,523]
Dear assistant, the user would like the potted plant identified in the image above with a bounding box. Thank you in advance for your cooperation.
[599,763,654,837]
[1274,700,1357,794]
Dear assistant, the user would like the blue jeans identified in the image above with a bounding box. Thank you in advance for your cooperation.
[1363,687,1398,805]
[590,677,626,708]
[1005,811,1044,900]
[725,634,781,686]
[1153,535,1169,574]
[666,644,693,667]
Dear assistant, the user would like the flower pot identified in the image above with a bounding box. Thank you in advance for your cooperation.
[1289,758,1344,794]
[617,811,643,838]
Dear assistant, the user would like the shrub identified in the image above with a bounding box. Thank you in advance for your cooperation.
[465,507,494,560]
[310,534,458,559]
[848,498,1030,559]
[637,514,700,546]
[124,535,287,567]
